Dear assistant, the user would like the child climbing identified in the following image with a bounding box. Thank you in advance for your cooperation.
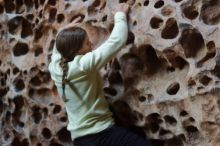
[48,3,152,146]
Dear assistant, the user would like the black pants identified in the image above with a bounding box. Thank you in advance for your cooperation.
[73,125,152,146]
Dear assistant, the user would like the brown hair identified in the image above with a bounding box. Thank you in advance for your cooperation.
[56,27,87,102]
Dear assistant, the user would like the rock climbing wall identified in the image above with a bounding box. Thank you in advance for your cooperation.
[0,0,220,146]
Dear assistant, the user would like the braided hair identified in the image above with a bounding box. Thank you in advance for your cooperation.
[56,26,87,102]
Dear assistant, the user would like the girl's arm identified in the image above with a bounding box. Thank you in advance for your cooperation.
[77,11,128,72]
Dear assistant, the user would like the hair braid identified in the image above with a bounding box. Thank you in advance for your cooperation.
[60,57,70,102]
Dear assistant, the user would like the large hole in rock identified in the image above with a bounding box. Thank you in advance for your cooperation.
[185,125,199,134]
[164,115,177,125]
[200,0,220,25]
[180,110,188,116]
[34,26,43,41]
[119,53,144,87]
[137,45,160,75]
[49,8,57,23]
[8,16,23,35]
[24,0,33,12]
[15,0,24,13]
[211,55,220,78]
[144,0,149,6]
[42,128,52,139]
[57,13,65,23]
[31,105,42,124]
[0,4,4,14]
[182,5,199,20]
[34,47,43,57]
[4,0,15,13]
[47,0,56,6]
[110,100,138,126]
[150,17,163,29]
[53,104,62,114]
[126,31,135,44]
[199,75,212,86]
[174,56,188,69]
[57,127,71,142]
[21,19,33,38]
[108,71,123,85]
[13,78,25,92]
[161,18,179,39]
[179,28,205,58]
[165,137,184,146]
[13,42,29,56]
[166,82,180,95]
[103,87,117,96]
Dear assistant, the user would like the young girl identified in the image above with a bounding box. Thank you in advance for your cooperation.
[48,3,152,146]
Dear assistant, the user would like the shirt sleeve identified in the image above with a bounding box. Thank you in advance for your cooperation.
[77,11,128,72]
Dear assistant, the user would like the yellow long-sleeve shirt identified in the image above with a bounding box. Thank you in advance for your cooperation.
[48,12,128,140]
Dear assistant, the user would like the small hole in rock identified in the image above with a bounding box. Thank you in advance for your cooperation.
[57,14,65,23]
[150,17,163,29]
[138,96,146,102]
[53,104,62,114]
[104,87,117,96]
[144,0,149,6]
[102,15,107,22]
[60,116,67,122]
[34,47,43,57]
[167,82,180,95]
[154,0,164,8]
[180,110,188,116]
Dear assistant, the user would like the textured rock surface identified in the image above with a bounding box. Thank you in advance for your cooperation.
[0,0,220,146]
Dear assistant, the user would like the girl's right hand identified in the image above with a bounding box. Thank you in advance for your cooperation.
[114,3,130,15]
